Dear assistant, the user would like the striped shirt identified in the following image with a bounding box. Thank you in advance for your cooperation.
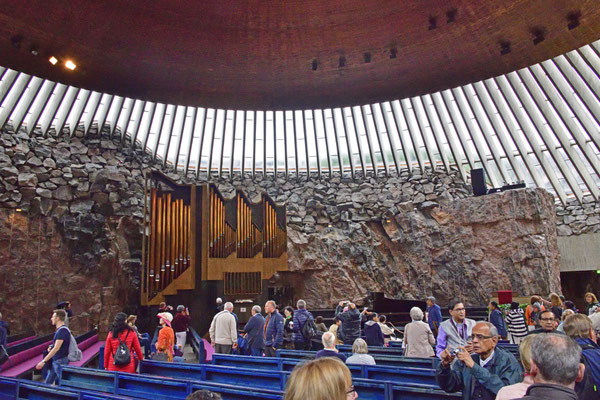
[505,308,528,338]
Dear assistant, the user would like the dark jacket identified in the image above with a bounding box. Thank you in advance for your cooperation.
[243,313,265,350]
[575,337,600,399]
[335,306,361,344]
[293,308,313,343]
[428,304,443,333]
[520,383,578,400]
[264,310,284,348]
[364,320,384,346]
[0,321,7,348]
[528,328,564,335]
[436,347,522,400]
[171,312,191,333]
[489,309,507,338]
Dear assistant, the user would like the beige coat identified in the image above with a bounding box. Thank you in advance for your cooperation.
[495,375,533,400]
[209,310,238,345]
[403,320,435,357]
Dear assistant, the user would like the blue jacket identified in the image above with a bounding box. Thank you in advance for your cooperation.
[489,309,507,338]
[436,347,522,400]
[427,304,443,332]
[0,321,7,347]
[576,337,600,388]
[264,310,284,348]
[364,320,384,346]
[293,308,313,342]
[243,313,265,350]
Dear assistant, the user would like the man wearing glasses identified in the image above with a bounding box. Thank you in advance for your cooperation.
[436,321,522,400]
[436,301,476,358]
[529,310,562,335]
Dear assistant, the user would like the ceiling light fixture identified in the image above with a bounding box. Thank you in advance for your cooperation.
[65,60,76,70]
[49,56,58,65]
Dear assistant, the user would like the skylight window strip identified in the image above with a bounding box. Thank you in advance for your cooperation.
[124,100,144,148]
[0,70,20,107]
[298,110,310,177]
[105,96,124,138]
[344,107,365,176]
[568,50,600,101]
[505,72,582,202]
[140,102,157,153]
[82,92,103,136]
[218,109,233,177]
[334,108,354,176]
[305,110,321,177]
[54,87,82,137]
[520,68,600,200]
[159,104,177,167]
[377,103,402,174]
[545,58,600,152]
[198,108,214,174]
[397,99,424,172]
[409,97,440,172]
[69,89,92,137]
[0,73,32,130]
[182,107,197,174]
[239,110,249,174]
[25,80,55,135]
[93,94,114,137]
[451,86,504,186]
[418,95,453,175]
[151,104,167,161]
[260,111,266,176]
[229,110,240,175]
[435,91,476,172]
[579,45,600,78]
[356,106,377,176]
[324,109,342,173]
[387,101,413,171]
[39,84,67,136]
[462,85,516,183]
[250,111,258,177]
[315,109,332,177]
[534,63,600,175]
[368,104,392,175]
[115,97,135,142]
[474,81,531,185]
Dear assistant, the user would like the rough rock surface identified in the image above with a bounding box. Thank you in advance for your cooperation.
[0,122,571,332]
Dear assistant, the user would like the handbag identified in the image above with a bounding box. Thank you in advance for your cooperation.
[0,345,9,366]
[152,352,168,361]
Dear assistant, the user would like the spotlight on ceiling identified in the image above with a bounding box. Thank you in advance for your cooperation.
[65,60,76,70]
[29,45,39,56]
[531,28,545,45]
[567,11,581,30]
[10,35,23,49]
[500,41,511,55]
[49,56,58,65]
[446,8,458,23]
[428,16,437,30]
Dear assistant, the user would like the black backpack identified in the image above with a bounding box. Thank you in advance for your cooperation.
[302,317,318,340]
[113,330,131,366]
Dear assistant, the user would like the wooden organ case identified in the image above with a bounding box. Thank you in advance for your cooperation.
[141,171,288,306]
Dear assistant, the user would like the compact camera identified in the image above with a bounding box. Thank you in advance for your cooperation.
[451,348,461,356]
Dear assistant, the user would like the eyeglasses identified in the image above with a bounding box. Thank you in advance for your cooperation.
[468,334,493,341]
[540,318,556,322]
[453,308,466,312]
[346,385,357,398]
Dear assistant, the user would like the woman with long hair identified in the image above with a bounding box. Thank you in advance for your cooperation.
[156,312,175,362]
[104,312,143,373]
[585,292,600,315]
[284,357,357,400]
[549,293,563,319]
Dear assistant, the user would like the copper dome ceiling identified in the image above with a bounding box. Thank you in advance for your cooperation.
[0,1,599,110]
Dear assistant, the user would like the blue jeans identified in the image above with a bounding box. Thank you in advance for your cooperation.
[45,357,69,385]
[250,347,263,356]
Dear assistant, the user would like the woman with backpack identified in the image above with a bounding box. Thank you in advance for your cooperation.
[104,312,143,373]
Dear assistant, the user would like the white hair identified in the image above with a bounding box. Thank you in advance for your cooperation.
[224,302,234,311]
[252,305,261,314]
[216,297,223,303]
[410,307,424,322]
[352,338,368,354]
[322,331,335,348]
[296,299,306,309]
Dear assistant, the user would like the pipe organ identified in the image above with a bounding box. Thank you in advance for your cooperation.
[141,171,288,305]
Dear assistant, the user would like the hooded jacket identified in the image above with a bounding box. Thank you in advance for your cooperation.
[364,320,384,346]
[335,305,361,344]
[292,308,314,342]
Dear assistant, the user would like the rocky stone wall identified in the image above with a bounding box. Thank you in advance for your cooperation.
[0,123,563,332]
[555,197,600,236]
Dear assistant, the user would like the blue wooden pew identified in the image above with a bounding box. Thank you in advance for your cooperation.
[0,376,133,400]
[275,349,436,368]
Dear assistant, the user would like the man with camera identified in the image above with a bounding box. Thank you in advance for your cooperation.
[436,321,522,400]
[436,301,476,358]
[335,300,361,345]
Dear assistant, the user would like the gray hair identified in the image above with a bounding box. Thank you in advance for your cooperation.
[216,297,222,304]
[530,333,581,385]
[177,305,185,313]
[410,307,424,322]
[296,299,306,309]
[322,331,335,348]
[224,302,234,311]
[266,300,277,309]
[252,305,261,314]
[426,296,436,303]
[477,321,499,337]
[352,338,368,354]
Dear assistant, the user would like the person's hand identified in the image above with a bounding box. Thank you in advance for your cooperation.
[211,341,215,347]
[232,343,238,349]
[272,346,276,351]
[35,361,45,370]
[464,343,474,354]
[440,349,455,367]
[339,301,345,307]
[456,347,475,368]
